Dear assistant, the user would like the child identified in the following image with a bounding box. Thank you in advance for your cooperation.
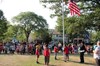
[63,45,69,62]
[43,44,50,66]
[0,42,3,54]
[16,44,20,54]
[35,43,40,64]
[54,45,58,60]
[28,43,33,54]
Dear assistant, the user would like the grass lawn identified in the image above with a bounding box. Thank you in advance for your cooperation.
[0,54,95,66]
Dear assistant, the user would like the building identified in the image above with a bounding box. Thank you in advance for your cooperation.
[49,29,68,43]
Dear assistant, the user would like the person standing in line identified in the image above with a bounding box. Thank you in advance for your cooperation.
[93,40,100,66]
[0,42,3,54]
[43,44,50,66]
[58,42,62,52]
[63,45,69,62]
[35,43,40,64]
[79,42,86,63]
[54,45,58,60]
[16,44,20,54]
[93,44,97,50]
[68,44,73,54]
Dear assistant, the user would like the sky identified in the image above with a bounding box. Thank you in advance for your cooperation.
[0,0,57,29]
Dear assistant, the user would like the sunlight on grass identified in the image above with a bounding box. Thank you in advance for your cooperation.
[0,54,95,66]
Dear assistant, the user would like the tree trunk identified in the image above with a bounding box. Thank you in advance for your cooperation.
[25,32,30,42]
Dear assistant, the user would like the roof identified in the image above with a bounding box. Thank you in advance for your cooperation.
[49,29,60,34]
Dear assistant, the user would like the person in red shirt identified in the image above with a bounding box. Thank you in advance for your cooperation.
[63,45,69,62]
[43,44,50,66]
[35,43,40,64]
[54,45,58,60]
[28,43,33,54]
[68,44,73,54]
[0,42,3,54]
[16,44,20,54]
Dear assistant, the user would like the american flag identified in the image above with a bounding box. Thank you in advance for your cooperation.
[68,0,80,16]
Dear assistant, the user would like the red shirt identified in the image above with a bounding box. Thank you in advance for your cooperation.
[64,46,69,54]
[0,45,3,51]
[43,48,50,57]
[28,44,32,51]
[54,46,58,53]
[35,49,39,55]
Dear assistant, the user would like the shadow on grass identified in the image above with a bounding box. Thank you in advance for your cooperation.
[69,60,95,65]
[68,60,79,63]
[55,58,65,62]
[69,54,93,57]
[49,65,57,66]
[83,62,95,65]
[0,53,16,56]
[37,63,56,66]
[37,62,44,65]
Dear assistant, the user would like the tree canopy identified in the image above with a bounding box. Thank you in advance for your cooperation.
[0,10,8,41]
[12,11,48,42]
[40,0,100,16]
[40,0,100,42]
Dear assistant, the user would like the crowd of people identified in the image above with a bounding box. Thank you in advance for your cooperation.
[0,41,93,55]
[0,41,43,55]
[0,40,99,66]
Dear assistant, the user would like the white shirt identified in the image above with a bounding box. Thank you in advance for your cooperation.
[94,46,100,59]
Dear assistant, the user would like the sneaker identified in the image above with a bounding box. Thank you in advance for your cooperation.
[79,62,84,63]
[55,58,57,60]
[64,60,66,62]
[36,61,39,64]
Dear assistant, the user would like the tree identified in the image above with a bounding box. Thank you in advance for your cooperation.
[4,25,17,41]
[56,15,95,40]
[40,0,100,16]
[0,10,8,41]
[12,12,48,42]
[4,25,26,42]
[40,0,100,41]
[32,29,52,44]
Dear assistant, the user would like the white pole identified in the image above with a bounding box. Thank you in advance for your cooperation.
[61,0,65,48]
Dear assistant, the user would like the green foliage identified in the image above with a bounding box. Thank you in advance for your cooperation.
[32,28,52,43]
[41,0,100,41]
[4,25,17,41]
[40,0,100,16]
[4,25,26,42]
[56,15,95,39]
[12,11,48,42]
[0,10,8,40]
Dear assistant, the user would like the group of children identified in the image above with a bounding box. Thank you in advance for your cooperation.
[54,45,69,62]
[35,43,69,66]
[35,43,50,66]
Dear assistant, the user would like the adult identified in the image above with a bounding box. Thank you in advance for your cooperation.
[79,42,86,63]
[93,41,100,66]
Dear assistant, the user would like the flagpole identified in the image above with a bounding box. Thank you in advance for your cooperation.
[61,0,65,48]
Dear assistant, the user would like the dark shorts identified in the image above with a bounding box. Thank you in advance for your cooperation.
[95,58,100,66]
[64,54,69,58]
[44,56,50,64]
